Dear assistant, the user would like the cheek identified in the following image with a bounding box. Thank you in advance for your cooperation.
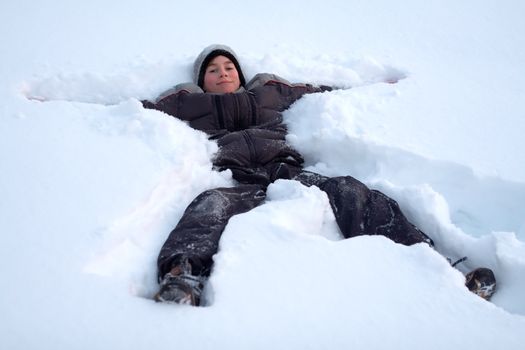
[203,73,216,89]
[231,71,240,86]
[204,73,215,84]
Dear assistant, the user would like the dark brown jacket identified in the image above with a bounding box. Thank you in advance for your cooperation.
[143,73,329,185]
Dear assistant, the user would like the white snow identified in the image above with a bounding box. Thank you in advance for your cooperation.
[1,0,525,349]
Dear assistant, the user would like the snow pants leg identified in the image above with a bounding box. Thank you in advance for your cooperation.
[157,184,266,280]
[294,171,433,246]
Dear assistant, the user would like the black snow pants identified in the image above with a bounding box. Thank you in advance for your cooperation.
[157,172,433,280]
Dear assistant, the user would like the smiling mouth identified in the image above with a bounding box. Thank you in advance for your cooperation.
[217,81,232,85]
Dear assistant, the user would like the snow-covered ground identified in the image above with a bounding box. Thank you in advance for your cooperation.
[1,1,524,349]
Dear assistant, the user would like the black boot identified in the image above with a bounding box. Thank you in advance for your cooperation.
[465,267,497,300]
[154,258,204,306]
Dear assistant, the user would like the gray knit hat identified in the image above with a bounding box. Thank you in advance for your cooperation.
[193,44,246,90]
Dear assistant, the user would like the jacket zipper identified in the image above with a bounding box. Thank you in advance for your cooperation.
[248,92,257,126]
[233,94,240,130]
[214,95,226,130]
[241,130,257,166]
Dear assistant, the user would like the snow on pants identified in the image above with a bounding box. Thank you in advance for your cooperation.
[157,173,433,280]
[294,172,434,246]
[157,184,266,279]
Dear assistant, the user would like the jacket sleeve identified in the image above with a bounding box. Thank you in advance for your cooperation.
[247,73,332,109]
[266,80,326,107]
[141,92,182,117]
[141,83,204,117]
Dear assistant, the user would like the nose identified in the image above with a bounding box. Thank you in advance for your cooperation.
[219,67,229,77]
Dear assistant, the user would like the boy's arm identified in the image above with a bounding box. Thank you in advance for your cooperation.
[141,83,204,115]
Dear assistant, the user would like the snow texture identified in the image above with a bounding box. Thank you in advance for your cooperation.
[1,0,524,349]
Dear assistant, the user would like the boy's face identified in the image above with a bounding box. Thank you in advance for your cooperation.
[203,55,241,93]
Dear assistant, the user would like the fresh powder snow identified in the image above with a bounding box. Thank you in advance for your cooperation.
[1,1,524,349]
